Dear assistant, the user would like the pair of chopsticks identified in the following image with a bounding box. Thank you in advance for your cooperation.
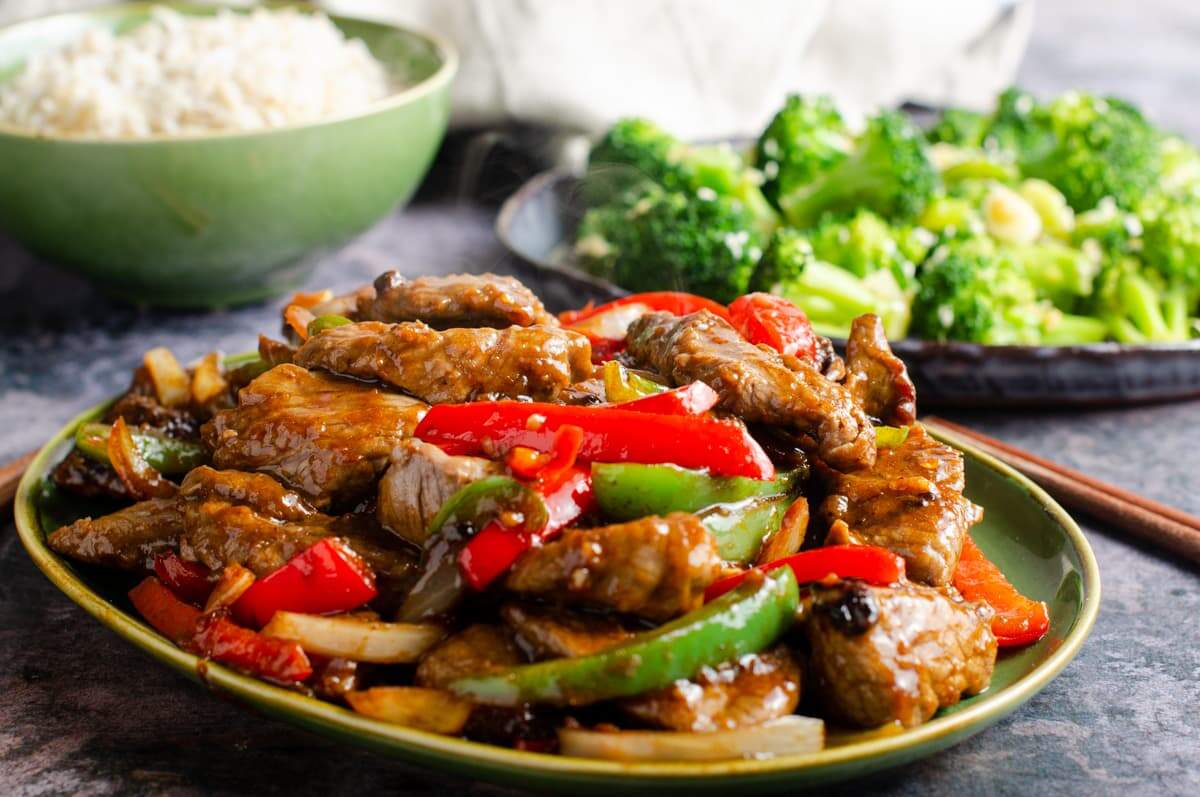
[923,416,1200,566]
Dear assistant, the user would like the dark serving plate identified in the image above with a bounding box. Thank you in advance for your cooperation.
[496,170,1200,408]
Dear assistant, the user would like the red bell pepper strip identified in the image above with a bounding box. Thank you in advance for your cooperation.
[580,331,629,365]
[416,402,775,480]
[129,576,203,645]
[705,545,906,602]
[129,577,313,683]
[458,466,593,591]
[232,539,378,629]
[953,536,1050,648]
[560,292,732,326]
[532,424,585,492]
[614,382,720,416]
[193,614,313,684]
[728,293,820,365]
[153,553,214,605]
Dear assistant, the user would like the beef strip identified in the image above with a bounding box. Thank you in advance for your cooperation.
[415,624,524,689]
[820,423,981,585]
[500,603,635,659]
[47,497,182,570]
[621,646,803,731]
[377,439,505,546]
[51,450,131,501]
[626,311,876,471]
[805,581,996,728]
[177,466,416,580]
[359,271,557,328]
[294,321,593,404]
[842,314,917,426]
[204,364,426,508]
[504,513,723,622]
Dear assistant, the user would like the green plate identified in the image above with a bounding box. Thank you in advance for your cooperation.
[14,403,1099,793]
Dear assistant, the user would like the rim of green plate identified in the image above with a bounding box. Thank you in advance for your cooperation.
[0,1,459,144]
[14,401,1101,782]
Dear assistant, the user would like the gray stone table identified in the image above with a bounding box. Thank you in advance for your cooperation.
[2,1,1200,793]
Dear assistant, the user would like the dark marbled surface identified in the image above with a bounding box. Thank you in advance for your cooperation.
[3,2,1200,794]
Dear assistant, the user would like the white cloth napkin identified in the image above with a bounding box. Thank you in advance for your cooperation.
[5,0,1033,137]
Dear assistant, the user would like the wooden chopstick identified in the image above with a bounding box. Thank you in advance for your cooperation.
[0,449,37,511]
[923,416,1200,565]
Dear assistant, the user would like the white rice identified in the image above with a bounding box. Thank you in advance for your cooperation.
[0,6,392,138]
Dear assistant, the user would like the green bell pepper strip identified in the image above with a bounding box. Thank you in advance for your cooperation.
[450,566,799,707]
[592,463,797,521]
[696,495,790,564]
[422,475,548,543]
[75,422,207,475]
[307,314,354,337]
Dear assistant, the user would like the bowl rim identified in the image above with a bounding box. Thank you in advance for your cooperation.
[0,1,459,145]
[13,399,1101,785]
[496,168,1200,358]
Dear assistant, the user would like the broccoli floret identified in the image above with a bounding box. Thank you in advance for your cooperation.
[1091,257,1194,342]
[586,117,685,200]
[807,209,927,286]
[778,110,938,228]
[595,183,762,303]
[1072,197,1143,262]
[928,108,989,148]
[1017,92,1162,212]
[1009,241,1100,308]
[983,87,1057,161]
[752,94,852,209]
[928,143,1018,184]
[911,244,1046,344]
[1139,194,1200,288]
[587,117,778,234]
[573,189,644,278]
[1158,135,1200,197]
[753,228,912,338]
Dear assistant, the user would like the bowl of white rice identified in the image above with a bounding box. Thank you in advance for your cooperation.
[0,2,457,307]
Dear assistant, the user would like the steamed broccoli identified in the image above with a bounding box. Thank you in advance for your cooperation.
[579,183,763,303]
[1158,135,1200,196]
[807,209,931,286]
[1013,92,1162,212]
[1091,257,1195,342]
[752,94,852,210]
[910,244,1047,344]
[928,108,989,148]
[778,110,938,228]
[1139,194,1200,288]
[587,117,778,234]
[753,228,911,338]
[983,87,1056,161]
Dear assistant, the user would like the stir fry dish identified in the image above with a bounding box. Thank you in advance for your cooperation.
[41,271,1051,761]
[575,89,1200,345]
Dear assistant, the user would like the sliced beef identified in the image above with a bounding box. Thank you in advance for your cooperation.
[560,378,607,406]
[359,271,557,328]
[500,603,634,659]
[842,314,917,426]
[621,646,802,731]
[294,321,592,404]
[626,311,875,471]
[47,498,182,570]
[415,624,524,689]
[177,466,415,579]
[504,513,722,622]
[377,439,504,546]
[204,364,426,508]
[805,581,996,728]
[51,450,131,501]
[821,423,981,585]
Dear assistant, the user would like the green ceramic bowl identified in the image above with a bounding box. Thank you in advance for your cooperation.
[0,3,456,307]
[14,404,1099,793]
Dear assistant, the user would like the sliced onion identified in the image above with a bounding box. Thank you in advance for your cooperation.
[345,687,472,734]
[190,352,228,406]
[107,417,177,499]
[567,302,651,340]
[755,496,808,565]
[283,305,316,341]
[203,564,255,613]
[559,716,824,762]
[261,612,443,663]
[143,347,191,407]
